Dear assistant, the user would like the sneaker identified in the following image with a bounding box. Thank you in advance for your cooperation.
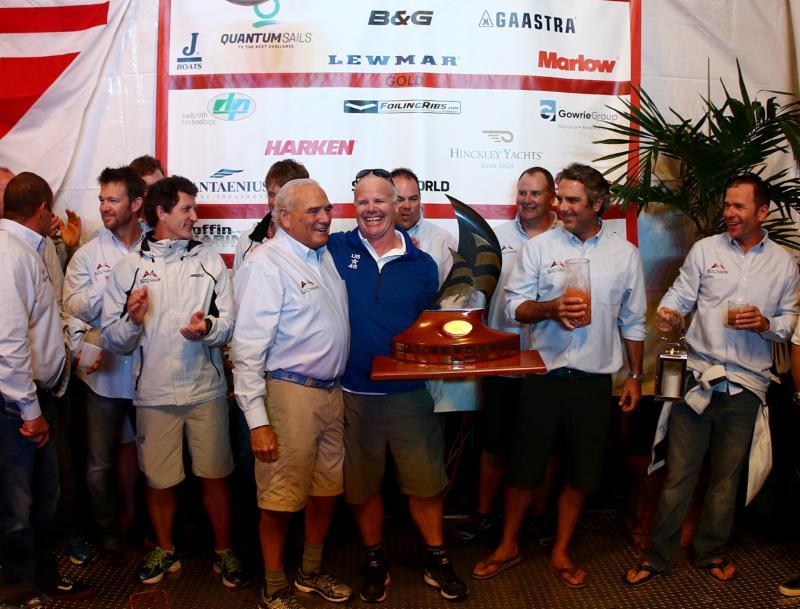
[449,513,493,543]
[360,559,390,603]
[212,549,250,589]
[18,592,47,608]
[137,547,181,585]
[424,556,468,601]
[295,567,353,603]
[780,574,800,597]
[259,585,307,609]
[67,538,98,565]
[44,577,94,600]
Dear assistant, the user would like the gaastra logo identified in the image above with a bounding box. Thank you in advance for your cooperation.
[479,11,575,33]
[141,270,160,284]
[348,253,361,270]
[538,51,616,74]
[264,139,356,156]
[300,278,319,294]
[328,54,457,66]
[706,262,728,274]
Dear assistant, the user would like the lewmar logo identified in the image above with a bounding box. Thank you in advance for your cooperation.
[478,11,575,33]
[368,10,433,25]
[208,93,256,121]
[329,54,457,66]
[264,140,356,156]
[538,51,616,74]
[343,99,461,115]
[177,33,202,70]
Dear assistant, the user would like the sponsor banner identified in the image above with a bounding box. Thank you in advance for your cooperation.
[160,0,640,263]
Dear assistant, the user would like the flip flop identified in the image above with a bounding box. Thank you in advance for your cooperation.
[622,563,662,588]
[554,565,587,589]
[471,554,522,580]
[703,558,736,583]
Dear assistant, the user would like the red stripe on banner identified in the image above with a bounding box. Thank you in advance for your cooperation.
[624,0,642,246]
[156,0,172,172]
[195,203,630,222]
[168,72,631,96]
[0,2,108,34]
[0,54,79,140]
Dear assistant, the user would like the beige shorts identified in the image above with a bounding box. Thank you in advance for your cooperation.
[255,378,344,512]
[136,395,234,489]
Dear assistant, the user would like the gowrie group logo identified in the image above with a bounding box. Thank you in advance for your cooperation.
[478,11,576,33]
[540,100,557,122]
[264,140,356,156]
[538,51,617,74]
[538,99,619,129]
[208,93,256,121]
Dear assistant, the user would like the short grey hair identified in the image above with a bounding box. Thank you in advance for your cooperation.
[273,178,324,216]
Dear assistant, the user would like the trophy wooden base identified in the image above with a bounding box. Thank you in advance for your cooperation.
[371,349,546,380]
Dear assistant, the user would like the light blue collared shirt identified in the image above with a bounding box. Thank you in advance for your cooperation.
[505,222,646,374]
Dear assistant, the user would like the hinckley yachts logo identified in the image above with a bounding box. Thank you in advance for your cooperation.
[451,131,542,170]
[264,139,356,156]
[478,11,576,33]
[208,93,256,121]
[197,169,266,201]
[538,51,617,74]
[343,99,461,115]
[176,33,202,70]
[539,99,619,130]
[328,54,457,66]
[368,10,434,25]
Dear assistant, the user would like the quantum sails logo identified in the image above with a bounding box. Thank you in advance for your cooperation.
[221,0,312,48]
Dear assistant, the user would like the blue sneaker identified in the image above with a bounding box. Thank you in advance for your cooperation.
[212,549,250,589]
[137,547,181,585]
[68,538,98,565]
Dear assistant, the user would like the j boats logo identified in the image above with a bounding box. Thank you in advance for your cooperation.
[539,99,619,130]
[176,33,202,70]
[208,93,256,121]
[343,99,461,115]
[478,11,576,33]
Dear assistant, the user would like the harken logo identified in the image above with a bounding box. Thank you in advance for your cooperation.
[368,10,433,25]
[538,51,616,73]
[208,93,256,121]
[343,99,461,115]
[540,100,557,122]
[264,139,356,156]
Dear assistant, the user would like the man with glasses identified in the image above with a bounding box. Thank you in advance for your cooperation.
[327,169,468,603]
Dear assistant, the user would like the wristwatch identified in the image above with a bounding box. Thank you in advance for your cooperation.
[627,371,645,381]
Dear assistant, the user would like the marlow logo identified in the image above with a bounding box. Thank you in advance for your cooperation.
[538,51,616,74]
[208,93,256,121]
[540,99,557,122]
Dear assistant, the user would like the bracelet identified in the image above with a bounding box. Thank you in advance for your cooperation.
[627,371,644,381]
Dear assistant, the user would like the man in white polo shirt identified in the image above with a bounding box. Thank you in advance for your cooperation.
[233,179,351,609]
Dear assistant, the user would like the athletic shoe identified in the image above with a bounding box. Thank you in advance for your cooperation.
[424,555,468,601]
[259,585,307,609]
[67,538,98,565]
[359,559,390,603]
[212,549,250,589]
[44,577,94,600]
[295,567,353,602]
[137,547,181,585]
[779,574,800,597]
[449,513,494,543]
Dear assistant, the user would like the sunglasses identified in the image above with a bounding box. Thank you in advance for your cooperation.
[354,168,395,185]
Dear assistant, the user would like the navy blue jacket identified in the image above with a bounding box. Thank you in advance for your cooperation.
[328,228,438,394]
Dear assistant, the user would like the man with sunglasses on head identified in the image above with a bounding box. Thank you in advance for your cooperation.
[326,169,468,603]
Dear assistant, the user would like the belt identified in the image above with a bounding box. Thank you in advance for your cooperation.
[547,367,604,380]
[267,369,337,390]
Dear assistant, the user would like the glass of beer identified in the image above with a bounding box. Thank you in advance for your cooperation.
[727,298,749,329]
[565,258,591,326]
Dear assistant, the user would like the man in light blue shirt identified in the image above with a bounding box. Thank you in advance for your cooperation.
[474,163,645,588]
[626,174,800,587]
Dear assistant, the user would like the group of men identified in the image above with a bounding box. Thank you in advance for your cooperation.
[2,155,800,609]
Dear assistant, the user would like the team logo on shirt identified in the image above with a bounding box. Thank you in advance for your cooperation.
[706,261,728,275]
[348,253,361,270]
[546,259,567,274]
[501,244,516,254]
[141,269,161,284]
[94,262,112,277]
[300,278,319,295]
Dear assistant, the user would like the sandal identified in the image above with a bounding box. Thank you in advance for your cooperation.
[471,554,522,580]
[554,565,587,589]
[703,558,736,583]
[622,562,662,588]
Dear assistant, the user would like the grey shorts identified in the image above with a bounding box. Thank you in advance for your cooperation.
[136,395,234,489]
[255,379,344,512]
[343,388,447,504]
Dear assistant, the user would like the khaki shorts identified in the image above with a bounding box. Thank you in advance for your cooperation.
[136,395,234,489]
[255,379,344,512]
[343,388,447,505]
